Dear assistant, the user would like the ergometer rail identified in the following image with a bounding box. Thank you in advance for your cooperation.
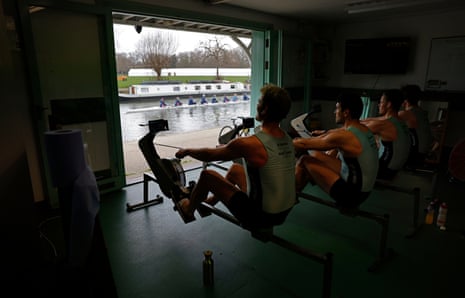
[128,119,334,298]
[297,192,394,272]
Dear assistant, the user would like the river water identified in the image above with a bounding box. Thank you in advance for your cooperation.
[119,96,252,142]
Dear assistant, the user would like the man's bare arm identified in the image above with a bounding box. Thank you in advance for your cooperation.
[362,119,397,141]
[176,136,267,167]
[293,130,361,156]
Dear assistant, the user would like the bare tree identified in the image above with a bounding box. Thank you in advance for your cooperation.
[135,31,178,80]
[230,35,252,65]
[223,48,250,68]
[115,52,142,74]
[199,36,229,80]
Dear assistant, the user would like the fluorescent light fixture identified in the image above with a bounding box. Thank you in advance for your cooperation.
[208,0,232,4]
[29,6,45,13]
[346,0,443,14]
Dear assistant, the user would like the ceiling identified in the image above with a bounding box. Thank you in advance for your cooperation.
[209,0,465,22]
[113,0,465,38]
[112,12,253,38]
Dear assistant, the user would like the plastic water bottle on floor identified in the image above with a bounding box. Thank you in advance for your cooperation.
[436,202,448,228]
[425,202,435,225]
[203,250,214,286]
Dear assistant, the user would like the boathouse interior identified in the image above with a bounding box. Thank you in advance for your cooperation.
[2,0,465,297]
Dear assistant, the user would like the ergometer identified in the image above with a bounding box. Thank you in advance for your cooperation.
[374,155,442,239]
[128,119,334,298]
[297,192,394,272]
[291,108,436,270]
[375,179,422,238]
[292,109,395,272]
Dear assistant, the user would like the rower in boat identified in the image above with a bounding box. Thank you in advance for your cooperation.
[160,97,167,108]
[188,96,196,105]
[174,97,183,106]
[200,94,208,105]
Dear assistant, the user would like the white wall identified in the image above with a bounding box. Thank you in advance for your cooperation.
[314,9,465,91]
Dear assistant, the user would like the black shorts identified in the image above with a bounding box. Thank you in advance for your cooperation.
[377,161,398,180]
[405,152,427,170]
[329,178,371,208]
[227,191,292,229]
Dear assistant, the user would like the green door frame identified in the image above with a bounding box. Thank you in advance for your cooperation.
[249,29,283,115]
[266,29,283,86]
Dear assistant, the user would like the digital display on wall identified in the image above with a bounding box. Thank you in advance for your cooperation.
[344,37,410,74]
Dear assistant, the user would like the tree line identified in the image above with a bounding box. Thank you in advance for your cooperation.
[115,31,250,79]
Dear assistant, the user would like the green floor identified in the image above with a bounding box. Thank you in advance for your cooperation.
[98,166,465,298]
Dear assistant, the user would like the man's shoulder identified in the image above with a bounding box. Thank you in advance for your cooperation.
[399,109,416,119]
[230,134,259,146]
[347,123,371,133]
[363,116,386,124]
[230,135,266,161]
[337,127,364,142]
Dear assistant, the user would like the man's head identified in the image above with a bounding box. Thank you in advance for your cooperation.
[256,84,291,122]
[401,84,422,106]
[335,93,363,124]
[379,89,403,115]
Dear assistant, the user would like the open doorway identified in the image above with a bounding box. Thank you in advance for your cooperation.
[112,13,253,184]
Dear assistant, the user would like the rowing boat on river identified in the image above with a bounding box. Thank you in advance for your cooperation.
[126,98,249,113]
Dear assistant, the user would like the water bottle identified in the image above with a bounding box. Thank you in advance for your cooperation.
[436,202,448,227]
[425,202,435,225]
[424,199,440,225]
[203,250,214,286]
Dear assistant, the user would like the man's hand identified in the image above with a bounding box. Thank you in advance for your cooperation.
[310,129,326,137]
[175,149,189,159]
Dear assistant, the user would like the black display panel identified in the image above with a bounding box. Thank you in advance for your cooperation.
[344,37,410,74]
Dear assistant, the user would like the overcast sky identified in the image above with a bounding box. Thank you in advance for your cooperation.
[113,24,247,54]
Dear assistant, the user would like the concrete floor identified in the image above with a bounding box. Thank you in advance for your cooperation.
[99,165,465,298]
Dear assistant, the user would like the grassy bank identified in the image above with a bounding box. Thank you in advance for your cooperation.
[117,76,250,89]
